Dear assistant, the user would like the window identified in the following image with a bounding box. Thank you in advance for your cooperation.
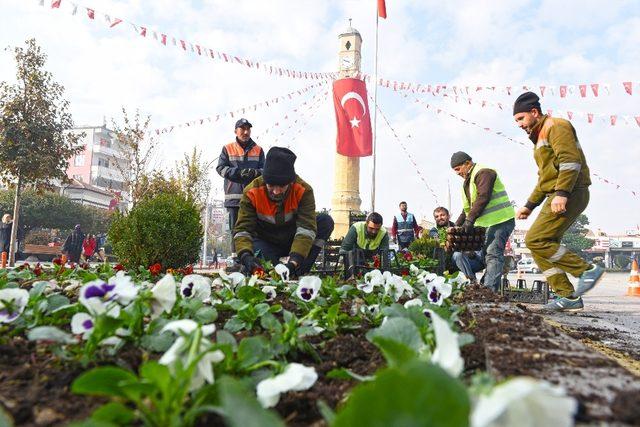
[98,158,110,168]
[74,155,85,166]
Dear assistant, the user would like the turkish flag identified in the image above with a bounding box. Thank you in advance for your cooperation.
[378,0,387,18]
[333,78,372,157]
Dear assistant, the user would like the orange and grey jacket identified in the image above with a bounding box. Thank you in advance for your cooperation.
[525,115,591,210]
[216,139,265,208]
[233,176,317,263]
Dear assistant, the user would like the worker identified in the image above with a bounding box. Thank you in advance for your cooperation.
[216,118,265,259]
[513,91,603,311]
[340,212,389,256]
[391,201,421,250]
[451,151,515,291]
[233,147,334,278]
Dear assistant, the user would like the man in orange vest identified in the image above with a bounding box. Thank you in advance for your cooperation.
[233,147,334,278]
[216,118,265,257]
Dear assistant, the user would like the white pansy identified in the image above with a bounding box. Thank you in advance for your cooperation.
[70,312,94,338]
[151,274,177,317]
[403,298,424,309]
[274,263,290,282]
[357,269,384,293]
[295,276,322,302]
[426,310,464,377]
[262,285,277,301]
[360,304,380,316]
[106,271,139,304]
[247,274,259,288]
[218,270,246,288]
[409,264,421,276]
[447,271,468,286]
[159,320,224,390]
[180,274,212,302]
[426,277,453,306]
[419,272,439,285]
[256,363,318,408]
[382,272,414,301]
[471,377,577,427]
[0,288,29,323]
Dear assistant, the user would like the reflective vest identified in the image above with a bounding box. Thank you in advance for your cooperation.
[462,164,515,227]
[219,140,264,208]
[395,213,416,243]
[355,221,386,250]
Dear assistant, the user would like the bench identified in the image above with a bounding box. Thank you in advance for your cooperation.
[23,244,61,261]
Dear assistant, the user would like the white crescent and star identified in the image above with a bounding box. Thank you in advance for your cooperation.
[340,91,367,128]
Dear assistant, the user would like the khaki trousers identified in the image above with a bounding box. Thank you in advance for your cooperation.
[524,189,591,297]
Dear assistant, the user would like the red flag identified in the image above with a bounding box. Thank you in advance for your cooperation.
[610,115,617,126]
[110,18,122,28]
[591,83,599,97]
[588,113,594,123]
[140,26,147,37]
[623,81,633,95]
[161,34,167,45]
[51,0,61,8]
[333,78,372,157]
[378,0,387,18]
[567,111,573,120]
[579,84,587,97]
[635,116,640,127]
[86,8,95,19]
[560,85,567,98]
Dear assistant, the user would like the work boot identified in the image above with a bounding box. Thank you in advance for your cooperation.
[572,264,604,297]
[541,296,584,312]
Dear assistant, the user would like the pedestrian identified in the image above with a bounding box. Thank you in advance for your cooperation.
[391,201,421,250]
[216,118,265,262]
[234,147,334,278]
[0,214,12,255]
[513,91,604,311]
[62,224,85,263]
[451,151,515,291]
[82,234,97,261]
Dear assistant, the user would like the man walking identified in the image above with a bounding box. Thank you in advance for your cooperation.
[233,147,334,278]
[513,92,603,311]
[451,152,515,291]
[216,118,265,258]
[62,224,85,263]
[391,201,421,250]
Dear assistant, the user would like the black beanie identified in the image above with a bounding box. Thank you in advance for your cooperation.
[450,151,472,168]
[262,147,297,185]
[513,91,541,115]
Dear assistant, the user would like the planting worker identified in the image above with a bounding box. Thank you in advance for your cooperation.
[340,212,389,256]
[62,224,85,263]
[216,118,265,257]
[432,207,484,283]
[451,152,515,291]
[513,91,604,311]
[233,147,334,278]
[391,201,421,250]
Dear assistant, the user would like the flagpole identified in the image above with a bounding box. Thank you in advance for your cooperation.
[370,10,379,213]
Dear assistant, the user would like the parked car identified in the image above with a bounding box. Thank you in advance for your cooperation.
[515,257,541,274]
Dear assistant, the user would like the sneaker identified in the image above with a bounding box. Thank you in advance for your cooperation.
[573,264,604,297]
[541,296,584,312]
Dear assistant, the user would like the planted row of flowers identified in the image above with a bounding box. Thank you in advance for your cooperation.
[0,262,576,427]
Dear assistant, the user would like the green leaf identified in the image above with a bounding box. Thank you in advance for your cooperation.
[27,326,75,344]
[29,281,48,298]
[366,317,425,353]
[224,317,246,333]
[0,405,14,427]
[216,330,238,350]
[218,376,284,427]
[259,312,282,333]
[139,361,172,394]
[45,294,70,313]
[91,402,135,425]
[71,366,138,398]
[236,286,266,303]
[139,331,174,352]
[370,337,418,368]
[317,400,336,425]
[333,361,470,427]
[237,336,273,370]
[326,368,374,382]
[254,303,270,317]
[194,306,218,323]
[68,420,118,427]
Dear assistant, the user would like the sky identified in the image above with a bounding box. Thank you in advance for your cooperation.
[1,0,639,234]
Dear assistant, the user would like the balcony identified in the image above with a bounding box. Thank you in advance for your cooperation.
[91,165,124,181]
[92,143,126,159]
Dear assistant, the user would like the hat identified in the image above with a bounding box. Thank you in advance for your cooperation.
[263,147,297,185]
[513,92,541,115]
[235,118,252,129]
[75,224,81,230]
[450,151,472,168]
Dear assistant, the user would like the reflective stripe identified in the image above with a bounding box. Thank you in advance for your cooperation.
[234,231,252,239]
[295,227,316,240]
[559,162,581,172]
[536,139,549,149]
[225,194,242,200]
[398,229,413,234]
[490,190,508,200]
[247,156,261,161]
[220,166,229,177]
[481,201,512,215]
[313,238,326,248]
[548,245,567,262]
[257,213,276,224]
[543,267,565,278]
[228,156,244,161]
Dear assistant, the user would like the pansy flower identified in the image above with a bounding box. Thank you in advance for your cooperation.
[180,274,212,302]
[79,275,138,316]
[357,269,384,293]
[426,277,452,306]
[70,312,94,338]
[295,276,321,302]
[274,263,290,282]
[425,309,464,377]
[403,298,424,309]
[151,274,177,317]
[256,363,318,408]
[262,285,277,302]
[0,288,29,323]
[218,270,246,289]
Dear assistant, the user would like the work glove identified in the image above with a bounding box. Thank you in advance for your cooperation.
[240,168,258,181]
[284,261,299,280]
[462,220,475,235]
[240,252,261,276]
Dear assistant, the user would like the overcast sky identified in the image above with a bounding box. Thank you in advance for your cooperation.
[1,0,639,234]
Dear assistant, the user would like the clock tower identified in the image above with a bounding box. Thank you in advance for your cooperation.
[331,23,363,238]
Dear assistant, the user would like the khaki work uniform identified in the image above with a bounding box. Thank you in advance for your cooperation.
[524,115,591,297]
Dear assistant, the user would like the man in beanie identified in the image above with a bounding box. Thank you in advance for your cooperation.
[216,118,265,257]
[62,224,85,263]
[233,147,334,278]
[451,151,515,291]
[513,91,603,312]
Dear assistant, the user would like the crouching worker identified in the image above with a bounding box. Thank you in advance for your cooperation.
[340,212,390,277]
[233,147,334,278]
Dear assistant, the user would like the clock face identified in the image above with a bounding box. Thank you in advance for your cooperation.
[341,56,353,70]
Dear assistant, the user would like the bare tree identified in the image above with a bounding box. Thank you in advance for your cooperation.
[110,108,159,206]
[174,146,211,209]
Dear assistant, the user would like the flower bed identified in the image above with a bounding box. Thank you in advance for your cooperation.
[0,262,582,426]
